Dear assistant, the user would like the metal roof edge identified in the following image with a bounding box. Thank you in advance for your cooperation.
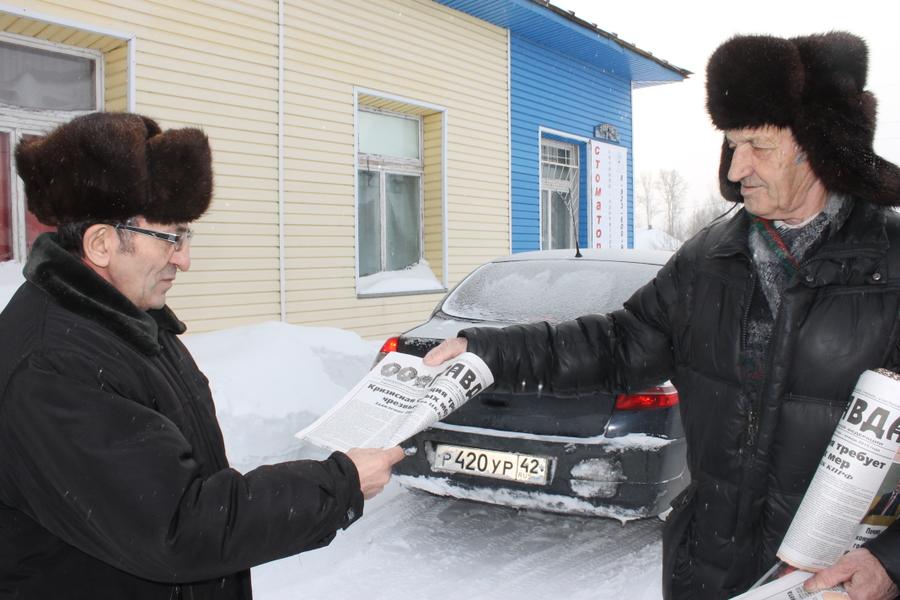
[530,0,691,79]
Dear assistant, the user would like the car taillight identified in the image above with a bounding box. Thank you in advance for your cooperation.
[615,384,679,410]
[379,336,399,355]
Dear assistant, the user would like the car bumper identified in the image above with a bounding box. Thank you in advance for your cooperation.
[394,423,690,520]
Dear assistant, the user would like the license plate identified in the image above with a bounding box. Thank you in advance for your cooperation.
[432,444,550,486]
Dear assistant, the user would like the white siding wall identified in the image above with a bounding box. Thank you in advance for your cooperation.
[104,43,129,112]
[285,0,509,340]
[4,0,511,339]
[5,0,282,332]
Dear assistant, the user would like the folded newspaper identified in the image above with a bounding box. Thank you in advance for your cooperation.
[731,570,845,600]
[295,351,493,452]
[731,368,900,600]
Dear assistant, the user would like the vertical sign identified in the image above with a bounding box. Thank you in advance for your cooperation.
[589,140,628,249]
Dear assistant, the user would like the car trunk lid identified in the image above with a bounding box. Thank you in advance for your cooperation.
[440,389,615,436]
[397,335,615,437]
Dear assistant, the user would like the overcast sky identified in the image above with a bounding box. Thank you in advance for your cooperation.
[553,0,900,210]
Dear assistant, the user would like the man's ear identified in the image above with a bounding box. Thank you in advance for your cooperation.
[82,224,116,268]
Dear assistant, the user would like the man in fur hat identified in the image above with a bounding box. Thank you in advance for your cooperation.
[0,112,403,599]
[424,31,900,599]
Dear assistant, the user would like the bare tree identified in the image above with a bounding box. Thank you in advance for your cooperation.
[635,171,657,229]
[655,169,688,239]
[679,194,734,239]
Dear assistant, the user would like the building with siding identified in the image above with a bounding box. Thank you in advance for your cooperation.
[1,0,285,333]
[0,0,684,340]
[435,0,688,253]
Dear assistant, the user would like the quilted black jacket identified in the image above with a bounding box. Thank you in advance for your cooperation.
[0,234,363,599]
[462,201,900,599]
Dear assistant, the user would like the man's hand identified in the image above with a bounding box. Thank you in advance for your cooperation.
[346,447,405,499]
[804,549,898,600]
[423,337,468,366]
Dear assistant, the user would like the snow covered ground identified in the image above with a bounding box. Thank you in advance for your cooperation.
[0,261,664,599]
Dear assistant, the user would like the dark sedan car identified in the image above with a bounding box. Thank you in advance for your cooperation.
[376,248,689,519]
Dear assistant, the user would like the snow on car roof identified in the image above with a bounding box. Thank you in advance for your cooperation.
[490,248,672,265]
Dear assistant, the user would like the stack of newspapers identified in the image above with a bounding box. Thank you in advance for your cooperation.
[733,369,900,600]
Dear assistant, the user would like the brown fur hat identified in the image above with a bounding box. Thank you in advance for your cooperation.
[15,112,213,225]
[706,32,900,206]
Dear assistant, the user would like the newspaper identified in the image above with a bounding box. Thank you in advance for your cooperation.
[731,369,900,600]
[730,571,846,600]
[295,351,493,453]
[778,369,900,569]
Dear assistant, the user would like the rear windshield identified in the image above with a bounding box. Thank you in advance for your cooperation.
[441,259,661,324]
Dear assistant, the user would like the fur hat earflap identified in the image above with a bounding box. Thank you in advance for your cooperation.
[706,31,900,206]
[15,112,213,226]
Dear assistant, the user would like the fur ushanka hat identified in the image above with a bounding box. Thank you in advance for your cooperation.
[706,31,900,205]
[15,112,212,225]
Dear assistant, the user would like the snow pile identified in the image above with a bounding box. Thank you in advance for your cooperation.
[182,322,380,471]
[183,321,377,419]
[0,261,24,309]
[634,227,681,251]
[357,259,445,295]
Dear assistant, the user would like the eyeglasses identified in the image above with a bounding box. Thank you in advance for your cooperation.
[115,224,194,252]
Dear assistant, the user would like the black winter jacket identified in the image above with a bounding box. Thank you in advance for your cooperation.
[0,234,364,599]
[462,201,900,599]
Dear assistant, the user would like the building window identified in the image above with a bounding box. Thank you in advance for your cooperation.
[0,33,102,261]
[540,139,579,250]
[0,39,97,111]
[357,109,424,278]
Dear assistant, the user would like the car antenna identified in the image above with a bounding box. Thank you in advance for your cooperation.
[563,183,582,259]
[570,209,582,258]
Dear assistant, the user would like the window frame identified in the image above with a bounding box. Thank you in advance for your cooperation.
[0,31,104,112]
[0,32,103,262]
[356,107,426,281]
[540,137,580,250]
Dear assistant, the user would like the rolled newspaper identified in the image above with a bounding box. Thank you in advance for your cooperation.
[295,351,493,452]
[777,369,900,571]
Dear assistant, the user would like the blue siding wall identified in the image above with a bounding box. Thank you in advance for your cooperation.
[511,34,634,252]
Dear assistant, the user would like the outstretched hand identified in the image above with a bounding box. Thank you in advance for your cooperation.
[423,337,468,366]
[346,446,405,499]
[803,549,897,600]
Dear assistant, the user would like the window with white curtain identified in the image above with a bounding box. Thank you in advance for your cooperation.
[357,109,423,278]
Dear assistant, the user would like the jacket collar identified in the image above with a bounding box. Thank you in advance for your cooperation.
[706,201,890,287]
[802,200,889,287]
[24,233,186,355]
[707,208,751,259]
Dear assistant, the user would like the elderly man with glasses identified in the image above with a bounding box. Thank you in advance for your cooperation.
[0,112,403,600]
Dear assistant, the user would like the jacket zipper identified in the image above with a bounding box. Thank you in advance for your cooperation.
[159,337,226,471]
[744,257,810,451]
[740,270,756,353]
[159,338,226,600]
[741,269,757,448]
